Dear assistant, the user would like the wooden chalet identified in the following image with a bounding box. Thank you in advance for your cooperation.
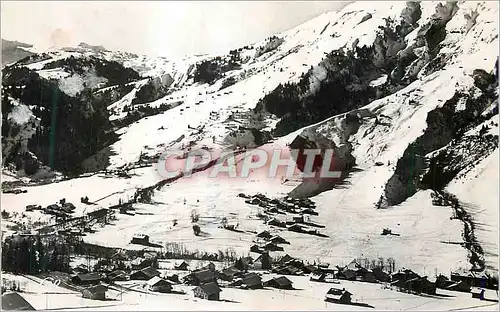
[451,270,495,289]
[71,273,103,286]
[263,276,293,289]
[219,267,243,282]
[184,269,217,286]
[81,284,108,300]
[129,267,161,280]
[372,267,390,283]
[107,270,130,281]
[147,276,173,293]
[193,282,221,301]
[238,273,263,289]
[174,261,189,271]
[325,288,352,304]
[130,234,150,245]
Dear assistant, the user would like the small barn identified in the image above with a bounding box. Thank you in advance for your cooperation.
[240,273,263,289]
[147,276,173,293]
[219,267,243,282]
[1,292,35,310]
[268,218,285,227]
[277,254,295,266]
[131,234,150,245]
[451,270,494,289]
[359,270,377,283]
[325,288,352,304]
[288,223,304,233]
[174,261,189,271]
[193,282,222,301]
[71,273,103,286]
[166,274,180,284]
[264,276,293,289]
[184,269,216,286]
[340,269,356,281]
[256,230,272,239]
[373,267,390,283]
[130,267,161,281]
[296,263,314,274]
[107,270,130,281]
[81,284,108,300]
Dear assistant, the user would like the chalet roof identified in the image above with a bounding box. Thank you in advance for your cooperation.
[196,282,221,295]
[84,284,108,293]
[135,266,161,278]
[405,276,420,284]
[304,265,318,272]
[74,273,103,282]
[144,251,158,257]
[63,202,76,210]
[326,288,351,300]
[2,292,35,310]
[257,230,271,238]
[147,276,173,287]
[241,273,262,287]
[278,254,294,264]
[108,270,128,279]
[345,259,362,270]
[222,267,241,276]
[194,269,215,282]
[342,269,356,279]
[284,265,301,274]
[176,260,189,266]
[272,276,293,286]
[452,270,488,279]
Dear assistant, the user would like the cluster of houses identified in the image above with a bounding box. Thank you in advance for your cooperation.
[66,250,303,302]
[25,198,76,220]
[436,269,499,298]
[240,193,328,249]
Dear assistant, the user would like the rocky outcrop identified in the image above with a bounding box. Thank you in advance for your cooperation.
[381,68,498,207]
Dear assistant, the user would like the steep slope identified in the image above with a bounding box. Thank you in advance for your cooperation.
[1,39,35,66]
[2,1,498,280]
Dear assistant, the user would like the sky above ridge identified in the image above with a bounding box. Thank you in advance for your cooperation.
[1,1,350,58]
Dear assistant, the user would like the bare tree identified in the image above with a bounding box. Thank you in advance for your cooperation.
[192,224,201,236]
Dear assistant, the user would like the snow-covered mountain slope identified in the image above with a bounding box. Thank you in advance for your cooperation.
[1,39,36,66]
[2,0,498,280]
